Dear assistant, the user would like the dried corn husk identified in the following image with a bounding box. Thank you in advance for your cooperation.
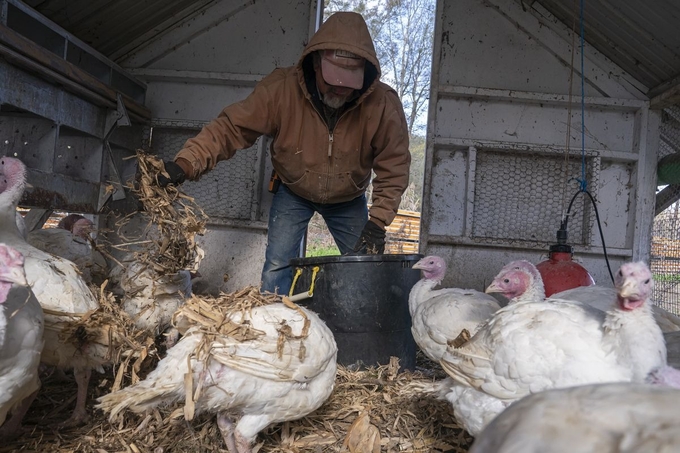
[120,151,207,275]
[172,286,280,335]
[45,280,157,390]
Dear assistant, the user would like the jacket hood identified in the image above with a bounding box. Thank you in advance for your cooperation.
[298,12,381,80]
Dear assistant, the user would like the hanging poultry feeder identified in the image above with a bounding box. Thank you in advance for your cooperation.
[536,226,595,297]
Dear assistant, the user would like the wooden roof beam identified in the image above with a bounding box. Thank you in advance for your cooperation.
[650,75,680,110]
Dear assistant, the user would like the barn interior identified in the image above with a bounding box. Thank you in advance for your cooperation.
[0,0,679,451]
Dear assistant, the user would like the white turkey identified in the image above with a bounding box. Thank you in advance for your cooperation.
[437,259,581,435]
[97,301,337,453]
[665,331,680,368]
[0,156,109,425]
[645,364,680,387]
[439,260,665,435]
[484,259,546,305]
[470,379,680,452]
[110,261,191,338]
[491,259,680,333]
[410,258,542,435]
[26,219,108,286]
[104,207,196,344]
[0,244,44,438]
[409,255,500,362]
[553,284,680,333]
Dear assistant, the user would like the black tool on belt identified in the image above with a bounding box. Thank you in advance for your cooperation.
[268,169,281,193]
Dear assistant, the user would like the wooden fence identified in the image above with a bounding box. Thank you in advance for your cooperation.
[385,209,421,254]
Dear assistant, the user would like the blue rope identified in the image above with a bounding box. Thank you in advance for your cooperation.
[578,0,587,192]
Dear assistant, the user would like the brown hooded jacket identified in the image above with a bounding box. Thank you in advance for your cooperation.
[174,12,410,228]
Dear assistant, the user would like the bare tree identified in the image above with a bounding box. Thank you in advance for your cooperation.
[324,0,434,135]
[304,2,431,256]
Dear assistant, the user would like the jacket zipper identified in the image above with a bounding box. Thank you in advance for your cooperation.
[309,98,352,201]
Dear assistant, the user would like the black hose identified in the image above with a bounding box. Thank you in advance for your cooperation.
[561,189,615,284]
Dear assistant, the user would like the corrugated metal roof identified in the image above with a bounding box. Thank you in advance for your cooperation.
[23,0,213,61]
[534,0,680,95]
[24,0,680,97]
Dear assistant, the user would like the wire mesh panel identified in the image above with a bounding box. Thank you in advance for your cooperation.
[659,106,680,160]
[149,119,262,221]
[651,206,680,315]
[651,106,680,314]
[472,149,599,246]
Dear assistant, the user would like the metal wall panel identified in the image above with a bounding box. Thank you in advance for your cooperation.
[0,114,55,172]
[434,97,638,151]
[421,0,658,293]
[119,0,313,71]
[0,58,142,213]
[143,81,257,123]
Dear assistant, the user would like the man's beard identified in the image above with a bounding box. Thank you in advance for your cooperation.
[321,92,349,109]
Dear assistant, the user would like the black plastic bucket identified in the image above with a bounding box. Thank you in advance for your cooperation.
[289,254,423,370]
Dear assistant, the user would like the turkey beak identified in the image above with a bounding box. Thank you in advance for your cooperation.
[0,266,27,287]
[412,262,424,270]
[618,279,640,300]
[485,281,501,294]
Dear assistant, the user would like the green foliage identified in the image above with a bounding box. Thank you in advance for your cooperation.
[654,273,680,283]
[306,244,341,257]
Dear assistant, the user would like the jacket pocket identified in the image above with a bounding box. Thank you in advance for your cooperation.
[349,172,371,191]
[280,170,308,186]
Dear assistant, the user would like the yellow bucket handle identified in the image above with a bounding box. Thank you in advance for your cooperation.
[288,266,320,301]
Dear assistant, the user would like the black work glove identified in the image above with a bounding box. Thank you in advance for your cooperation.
[156,160,186,187]
[352,220,386,254]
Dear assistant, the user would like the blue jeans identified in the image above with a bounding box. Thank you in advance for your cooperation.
[261,184,368,294]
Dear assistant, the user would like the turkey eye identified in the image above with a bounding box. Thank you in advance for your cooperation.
[503,279,510,283]
[644,279,650,284]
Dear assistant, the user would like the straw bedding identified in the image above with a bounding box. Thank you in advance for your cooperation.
[2,351,472,453]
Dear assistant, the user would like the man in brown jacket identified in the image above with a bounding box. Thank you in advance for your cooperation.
[157,11,411,294]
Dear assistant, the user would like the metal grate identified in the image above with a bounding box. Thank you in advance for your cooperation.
[149,119,261,221]
[472,149,599,246]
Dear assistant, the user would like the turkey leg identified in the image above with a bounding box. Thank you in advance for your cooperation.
[217,413,239,453]
[0,387,39,439]
[59,367,91,426]
[234,430,253,453]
